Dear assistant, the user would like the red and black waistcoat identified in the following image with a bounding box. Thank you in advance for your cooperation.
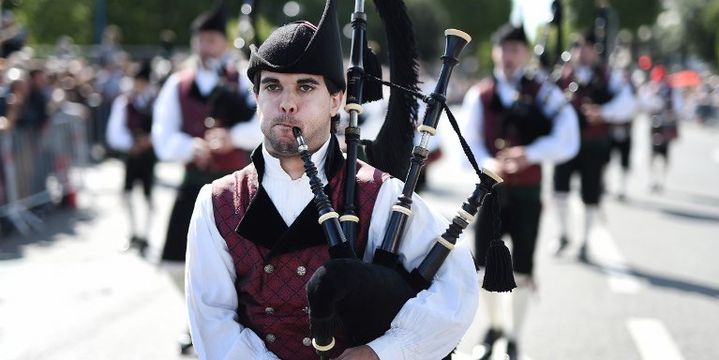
[479,76,551,186]
[558,65,613,140]
[177,67,255,173]
[126,96,154,137]
[211,136,388,359]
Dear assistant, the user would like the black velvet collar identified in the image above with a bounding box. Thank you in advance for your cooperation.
[188,80,212,102]
[235,135,345,259]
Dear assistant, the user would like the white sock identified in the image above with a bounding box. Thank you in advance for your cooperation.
[619,170,628,196]
[143,197,155,241]
[584,205,599,245]
[480,289,506,331]
[508,274,532,342]
[123,191,137,238]
[555,192,570,238]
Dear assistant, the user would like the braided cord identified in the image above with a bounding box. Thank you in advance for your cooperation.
[365,74,482,178]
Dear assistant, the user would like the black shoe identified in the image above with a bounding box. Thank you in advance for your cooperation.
[476,328,503,360]
[179,330,193,355]
[578,243,589,263]
[506,340,519,360]
[132,237,149,257]
[554,236,570,256]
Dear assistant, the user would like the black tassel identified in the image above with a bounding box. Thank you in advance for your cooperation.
[481,191,516,292]
[482,239,516,292]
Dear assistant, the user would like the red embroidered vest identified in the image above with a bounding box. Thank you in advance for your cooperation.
[178,68,250,173]
[125,98,152,137]
[211,159,388,360]
[479,79,542,186]
[558,65,612,141]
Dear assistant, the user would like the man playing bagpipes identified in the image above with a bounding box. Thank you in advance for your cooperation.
[459,24,579,360]
[184,1,480,359]
[152,1,260,353]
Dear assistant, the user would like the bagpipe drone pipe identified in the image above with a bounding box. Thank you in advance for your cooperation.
[294,20,514,358]
[293,0,515,358]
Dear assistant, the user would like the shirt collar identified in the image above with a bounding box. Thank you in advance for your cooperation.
[261,134,332,183]
[494,68,525,88]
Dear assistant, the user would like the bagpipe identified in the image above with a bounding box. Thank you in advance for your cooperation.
[293,1,516,358]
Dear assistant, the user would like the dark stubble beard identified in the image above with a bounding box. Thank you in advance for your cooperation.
[265,114,301,158]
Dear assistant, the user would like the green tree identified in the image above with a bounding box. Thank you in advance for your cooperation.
[9,0,508,71]
[564,0,662,32]
[14,0,94,45]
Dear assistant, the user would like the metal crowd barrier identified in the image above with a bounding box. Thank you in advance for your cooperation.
[0,102,89,236]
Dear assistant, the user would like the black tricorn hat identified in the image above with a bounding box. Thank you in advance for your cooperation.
[192,1,228,37]
[491,23,529,45]
[247,0,345,91]
[133,60,152,81]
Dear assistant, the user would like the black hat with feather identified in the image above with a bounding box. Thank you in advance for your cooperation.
[192,1,228,37]
[247,0,345,91]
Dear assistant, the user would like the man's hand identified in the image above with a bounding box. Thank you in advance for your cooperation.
[581,103,604,124]
[205,127,235,154]
[332,345,379,360]
[192,137,211,169]
[497,146,530,174]
[483,157,505,178]
[130,135,152,156]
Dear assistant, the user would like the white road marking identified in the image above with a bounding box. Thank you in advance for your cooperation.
[627,318,685,360]
[590,226,643,293]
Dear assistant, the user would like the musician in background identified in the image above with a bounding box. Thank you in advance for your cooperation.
[151,1,260,353]
[460,24,579,360]
[106,61,157,256]
[553,30,636,261]
[638,65,681,193]
[607,69,635,201]
[184,2,479,359]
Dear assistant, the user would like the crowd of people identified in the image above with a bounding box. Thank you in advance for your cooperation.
[2,1,719,360]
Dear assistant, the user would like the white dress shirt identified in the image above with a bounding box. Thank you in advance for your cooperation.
[152,62,262,164]
[185,137,479,360]
[106,95,133,152]
[573,66,637,122]
[637,82,683,115]
[459,69,580,170]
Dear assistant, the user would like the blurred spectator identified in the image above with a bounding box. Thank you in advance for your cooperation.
[694,84,715,125]
[0,10,28,58]
[95,25,123,67]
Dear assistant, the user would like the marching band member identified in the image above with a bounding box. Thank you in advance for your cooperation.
[106,61,157,256]
[151,1,260,353]
[460,23,579,360]
[184,1,478,359]
[553,30,636,261]
[638,65,681,193]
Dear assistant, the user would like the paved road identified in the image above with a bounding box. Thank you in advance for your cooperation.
[1,115,718,359]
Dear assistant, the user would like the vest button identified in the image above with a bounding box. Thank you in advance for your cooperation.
[296,265,306,276]
[266,334,276,343]
[302,306,310,314]
[264,264,275,274]
[265,307,275,315]
[302,337,312,347]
